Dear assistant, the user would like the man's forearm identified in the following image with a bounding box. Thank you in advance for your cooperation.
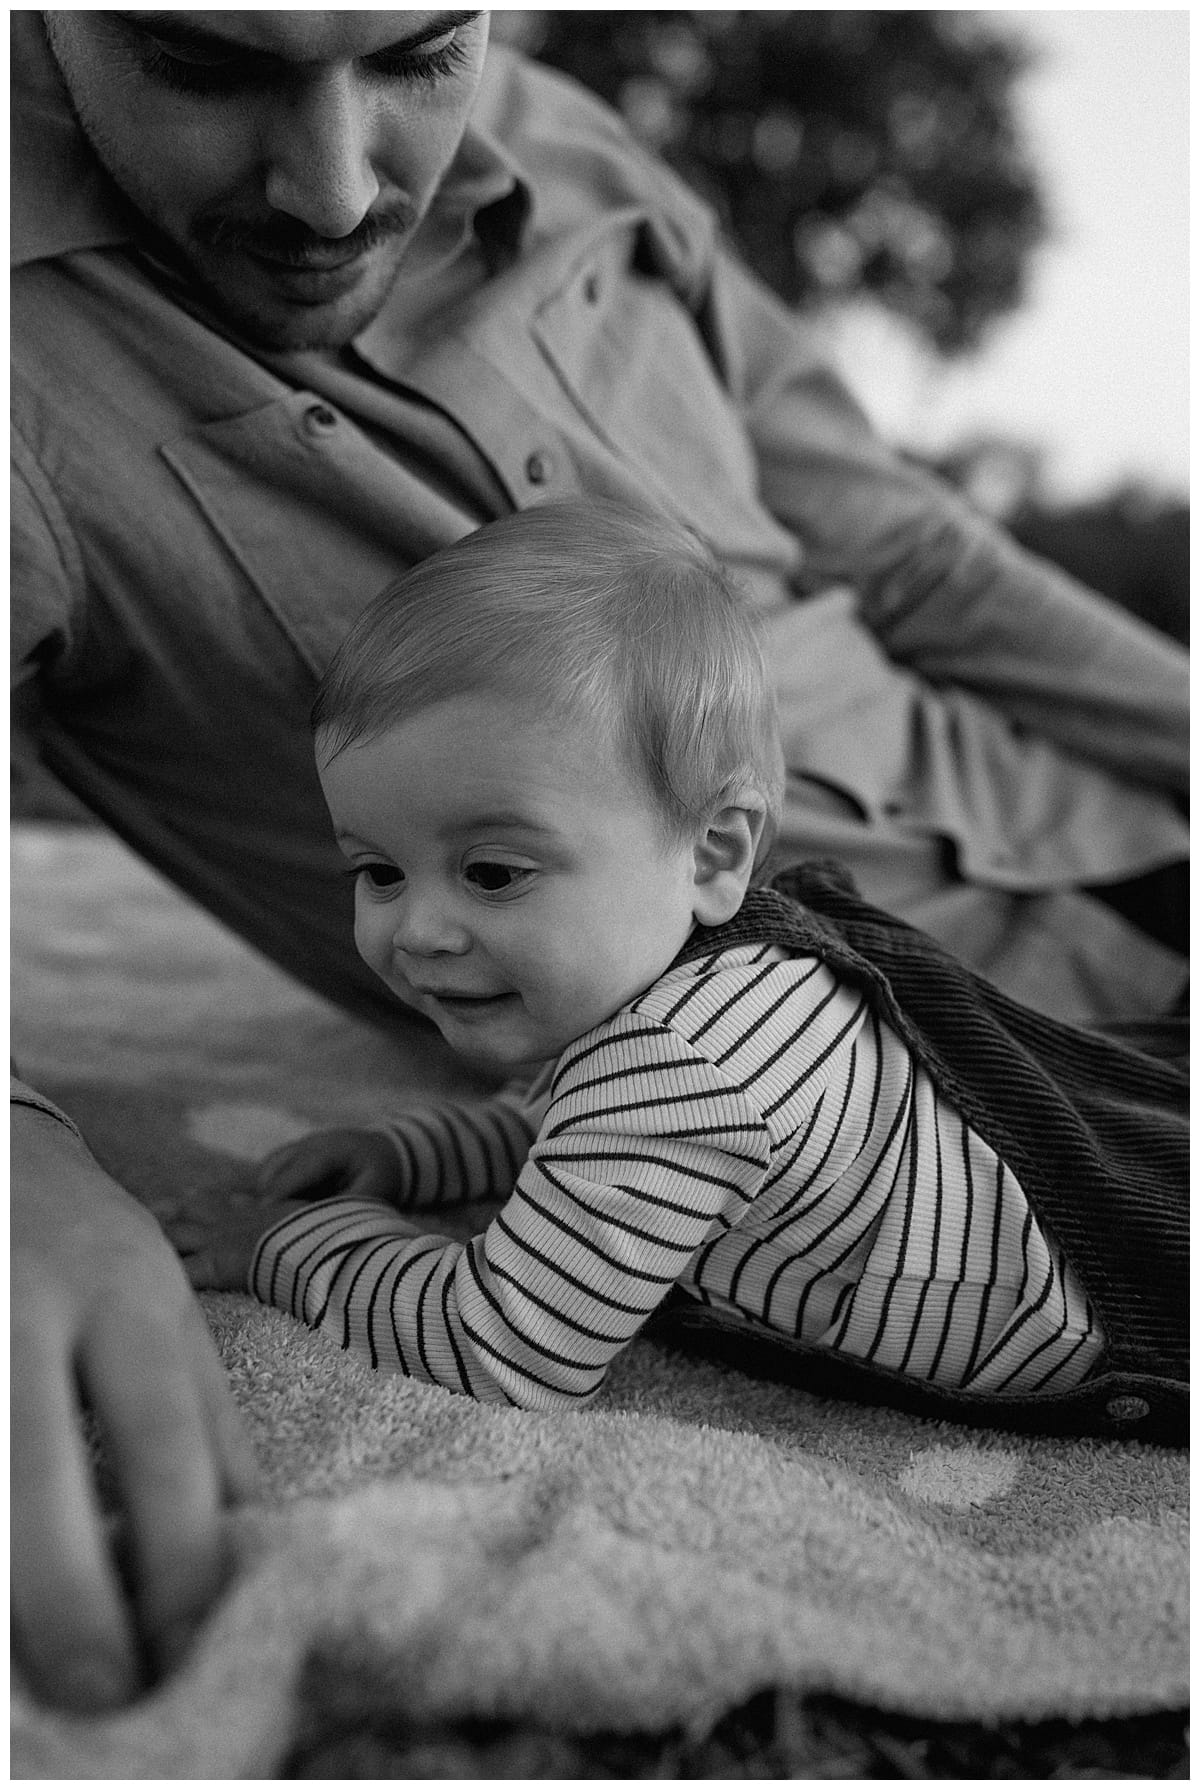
[844,500,1189,792]
[703,250,1188,791]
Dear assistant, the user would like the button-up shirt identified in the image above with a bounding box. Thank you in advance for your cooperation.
[11,14,1187,1041]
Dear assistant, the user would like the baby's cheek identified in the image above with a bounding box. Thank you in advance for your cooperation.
[353,908,390,971]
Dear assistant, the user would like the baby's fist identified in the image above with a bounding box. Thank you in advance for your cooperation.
[255,1127,402,1204]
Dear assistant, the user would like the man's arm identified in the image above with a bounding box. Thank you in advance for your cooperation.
[11,1102,258,1708]
[11,453,257,1708]
[700,249,1188,794]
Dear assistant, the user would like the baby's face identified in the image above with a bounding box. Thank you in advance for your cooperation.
[317,692,706,1070]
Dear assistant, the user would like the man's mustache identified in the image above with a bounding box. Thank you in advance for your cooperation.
[195,203,417,262]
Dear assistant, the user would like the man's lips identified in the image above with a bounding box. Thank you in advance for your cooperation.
[244,241,372,273]
[239,244,376,302]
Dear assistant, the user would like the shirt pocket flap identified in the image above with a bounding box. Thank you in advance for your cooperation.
[530,233,797,569]
[159,392,465,674]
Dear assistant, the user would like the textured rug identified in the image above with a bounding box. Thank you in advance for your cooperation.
[10,824,1189,1780]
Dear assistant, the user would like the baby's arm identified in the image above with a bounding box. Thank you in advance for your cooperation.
[170,1084,543,1293]
[246,1021,772,1406]
[256,1078,543,1214]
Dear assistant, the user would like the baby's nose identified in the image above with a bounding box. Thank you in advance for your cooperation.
[390,892,470,957]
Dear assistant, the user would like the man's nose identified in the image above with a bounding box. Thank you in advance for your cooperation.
[262,71,381,237]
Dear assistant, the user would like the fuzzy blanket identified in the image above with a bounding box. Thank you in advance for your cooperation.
[11,824,1189,1779]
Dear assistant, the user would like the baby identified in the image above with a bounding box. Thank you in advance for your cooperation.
[175,499,1185,1429]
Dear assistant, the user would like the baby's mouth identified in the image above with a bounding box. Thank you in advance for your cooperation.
[425,990,515,1014]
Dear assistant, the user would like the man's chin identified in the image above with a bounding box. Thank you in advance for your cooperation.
[192,249,402,352]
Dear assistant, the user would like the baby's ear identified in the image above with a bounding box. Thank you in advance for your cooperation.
[691,797,767,926]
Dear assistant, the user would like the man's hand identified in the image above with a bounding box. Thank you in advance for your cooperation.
[167,1127,403,1291]
[11,1105,259,1711]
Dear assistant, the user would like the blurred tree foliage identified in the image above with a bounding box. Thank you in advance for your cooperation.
[1011,488,1189,646]
[497,10,1046,355]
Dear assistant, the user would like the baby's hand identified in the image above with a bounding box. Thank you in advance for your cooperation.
[255,1127,403,1205]
[167,1128,402,1291]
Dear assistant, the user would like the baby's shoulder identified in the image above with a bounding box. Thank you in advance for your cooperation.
[608,941,867,1124]
[634,940,849,1046]
[544,943,870,1142]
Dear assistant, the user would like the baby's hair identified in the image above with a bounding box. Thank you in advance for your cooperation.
[312,498,785,860]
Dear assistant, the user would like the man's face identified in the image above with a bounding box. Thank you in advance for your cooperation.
[43,11,491,350]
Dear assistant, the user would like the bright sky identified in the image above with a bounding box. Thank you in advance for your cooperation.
[833,7,1189,502]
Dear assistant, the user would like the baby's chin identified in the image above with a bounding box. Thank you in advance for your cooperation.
[440,1033,552,1075]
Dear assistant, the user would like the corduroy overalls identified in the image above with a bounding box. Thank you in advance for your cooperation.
[649,863,1188,1445]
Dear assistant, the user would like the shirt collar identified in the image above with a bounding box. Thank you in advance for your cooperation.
[10,12,533,274]
[10,12,137,268]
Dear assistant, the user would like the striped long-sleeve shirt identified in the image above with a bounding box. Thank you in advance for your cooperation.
[250,941,1104,1408]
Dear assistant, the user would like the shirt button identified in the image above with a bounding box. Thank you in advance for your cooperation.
[525,450,553,485]
[1105,1394,1151,1424]
[304,403,339,434]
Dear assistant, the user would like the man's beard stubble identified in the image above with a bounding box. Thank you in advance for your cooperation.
[47,45,418,350]
[193,199,416,266]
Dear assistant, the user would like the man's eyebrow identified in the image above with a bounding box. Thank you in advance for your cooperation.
[110,12,480,63]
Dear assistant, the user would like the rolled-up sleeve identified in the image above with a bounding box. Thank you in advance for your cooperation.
[11,431,98,1129]
[699,249,1188,796]
[12,424,84,712]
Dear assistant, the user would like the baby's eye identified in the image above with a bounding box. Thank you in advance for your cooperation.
[463,860,534,895]
[352,861,403,891]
